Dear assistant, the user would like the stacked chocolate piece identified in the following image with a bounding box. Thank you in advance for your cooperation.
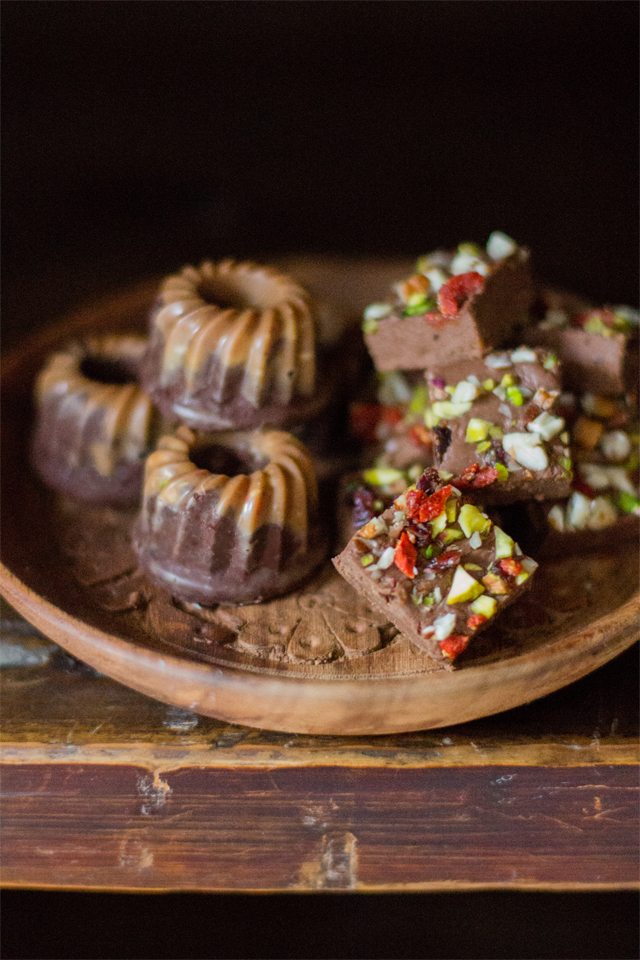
[334,233,639,667]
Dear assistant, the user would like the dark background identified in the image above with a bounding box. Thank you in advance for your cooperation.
[2,2,638,958]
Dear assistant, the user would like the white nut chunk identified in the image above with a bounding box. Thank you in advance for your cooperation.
[502,432,549,471]
[433,613,456,641]
[486,231,517,261]
[527,411,565,441]
[600,430,631,462]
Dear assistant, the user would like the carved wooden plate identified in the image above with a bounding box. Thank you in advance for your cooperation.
[1,262,638,734]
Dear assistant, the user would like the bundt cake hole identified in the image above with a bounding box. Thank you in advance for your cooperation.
[197,272,289,313]
[189,442,262,477]
[80,355,138,386]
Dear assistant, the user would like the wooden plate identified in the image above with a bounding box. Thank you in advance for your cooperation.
[1,262,638,735]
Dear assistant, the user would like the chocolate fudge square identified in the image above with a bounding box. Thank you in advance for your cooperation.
[363,233,533,372]
[524,301,639,397]
[427,347,572,505]
[333,470,538,668]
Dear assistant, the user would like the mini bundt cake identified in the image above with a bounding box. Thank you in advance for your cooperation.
[141,260,331,430]
[133,426,327,605]
[31,335,159,504]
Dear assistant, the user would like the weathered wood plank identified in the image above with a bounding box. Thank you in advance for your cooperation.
[1,764,637,891]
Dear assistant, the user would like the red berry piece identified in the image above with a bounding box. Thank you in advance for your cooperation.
[437,272,485,317]
[439,634,470,660]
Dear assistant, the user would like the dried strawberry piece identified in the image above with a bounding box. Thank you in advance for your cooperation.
[408,424,432,447]
[454,463,498,489]
[437,272,485,317]
[394,531,417,579]
[498,557,523,578]
[406,486,453,524]
[382,407,404,427]
[456,463,481,487]
[466,613,488,631]
[439,634,470,660]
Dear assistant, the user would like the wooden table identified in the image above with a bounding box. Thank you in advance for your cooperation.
[2,595,638,893]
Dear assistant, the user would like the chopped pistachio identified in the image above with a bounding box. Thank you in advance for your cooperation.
[488,425,504,440]
[506,385,524,406]
[430,512,448,536]
[495,463,509,482]
[465,418,492,443]
[446,567,484,604]
[494,527,515,559]
[409,384,428,415]
[515,571,530,585]
[445,498,458,523]
[362,317,379,334]
[361,554,375,567]
[431,400,473,421]
[482,572,509,595]
[617,491,640,515]
[470,594,497,618]
[500,373,517,388]
[476,440,491,453]
[482,378,496,391]
[441,528,464,545]
[542,354,558,371]
[464,563,483,572]
[458,504,492,538]
[363,467,405,486]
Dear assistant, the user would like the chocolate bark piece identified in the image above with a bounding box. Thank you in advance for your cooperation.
[427,347,572,505]
[333,475,538,668]
[523,300,639,397]
[363,244,532,372]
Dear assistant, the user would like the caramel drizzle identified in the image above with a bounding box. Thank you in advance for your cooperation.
[142,426,316,546]
[35,337,154,478]
[151,260,316,407]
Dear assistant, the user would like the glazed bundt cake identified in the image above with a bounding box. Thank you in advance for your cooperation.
[141,260,331,430]
[133,426,326,604]
[31,335,159,504]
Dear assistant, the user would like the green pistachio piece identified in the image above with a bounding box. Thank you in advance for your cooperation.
[500,373,517,387]
[495,463,510,482]
[515,571,530,585]
[409,384,428,414]
[458,504,492,538]
[432,400,473,421]
[458,242,482,256]
[482,378,496,391]
[464,563,483,572]
[494,526,515,560]
[445,498,458,523]
[476,440,491,453]
[361,554,375,567]
[362,317,379,334]
[488,424,504,439]
[363,467,404,486]
[430,512,448,536]
[403,297,437,317]
[441,528,464,545]
[617,491,640,514]
[506,386,524,406]
[446,567,485,604]
[470,595,497,618]
[543,354,558,371]
[465,418,492,443]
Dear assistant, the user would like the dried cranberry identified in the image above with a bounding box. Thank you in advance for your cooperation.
[416,468,441,494]
[467,613,488,631]
[437,272,485,317]
[351,487,376,527]
[433,424,452,460]
[470,465,499,488]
